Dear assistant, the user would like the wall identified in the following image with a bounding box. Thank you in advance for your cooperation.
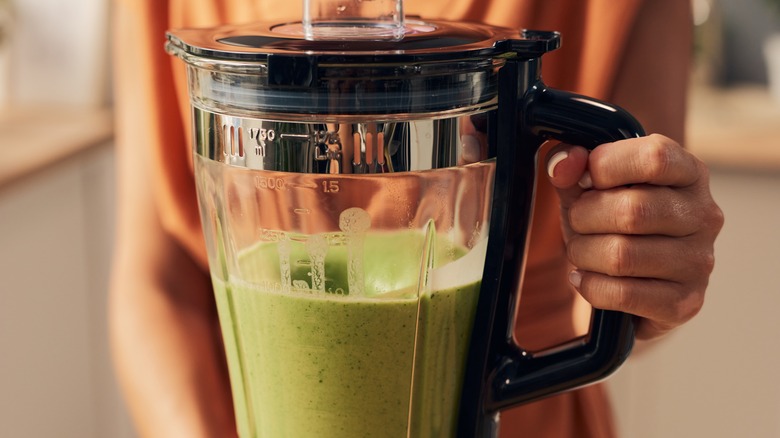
[5,0,109,106]
[609,167,780,437]
[0,1,129,436]
[0,145,135,438]
[716,0,780,84]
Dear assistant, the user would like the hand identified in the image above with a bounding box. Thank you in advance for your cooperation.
[546,134,724,340]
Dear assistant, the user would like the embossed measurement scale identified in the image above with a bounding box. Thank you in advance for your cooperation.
[196,109,480,174]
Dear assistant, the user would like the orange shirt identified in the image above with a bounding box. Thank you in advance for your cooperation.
[115,0,645,436]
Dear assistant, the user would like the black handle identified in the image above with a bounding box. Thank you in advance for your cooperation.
[489,85,642,404]
[524,85,646,148]
[457,58,642,437]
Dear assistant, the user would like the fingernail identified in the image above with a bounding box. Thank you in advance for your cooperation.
[578,171,593,189]
[547,151,568,178]
[460,135,481,163]
[569,270,583,288]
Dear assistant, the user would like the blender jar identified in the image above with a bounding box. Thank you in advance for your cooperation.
[166,1,639,436]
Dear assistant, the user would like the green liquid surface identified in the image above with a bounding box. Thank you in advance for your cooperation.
[213,231,480,437]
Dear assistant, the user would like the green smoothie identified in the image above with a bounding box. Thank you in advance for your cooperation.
[212,230,481,437]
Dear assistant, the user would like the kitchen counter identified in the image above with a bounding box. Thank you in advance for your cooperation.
[0,106,113,188]
[687,85,780,171]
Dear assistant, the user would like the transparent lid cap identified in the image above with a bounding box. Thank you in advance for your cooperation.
[302,0,405,41]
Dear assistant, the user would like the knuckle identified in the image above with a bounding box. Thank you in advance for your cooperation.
[605,235,634,276]
[694,155,710,181]
[690,163,724,234]
[671,288,705,323]
[700,251,716,275]
[640,135,673,179]
[615,193,646,234]
[608,280,639,313]
[708,203,725,233]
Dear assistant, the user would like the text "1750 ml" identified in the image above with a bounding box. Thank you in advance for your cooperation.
[249,127,276,157]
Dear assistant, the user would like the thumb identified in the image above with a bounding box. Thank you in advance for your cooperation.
[546,144,591,207]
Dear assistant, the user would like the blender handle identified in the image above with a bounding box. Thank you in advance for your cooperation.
[497,85,643,406]
[523,85,647,148]
[457,72,645,438]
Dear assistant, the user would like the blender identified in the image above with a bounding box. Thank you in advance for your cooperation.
[166,0,640,436]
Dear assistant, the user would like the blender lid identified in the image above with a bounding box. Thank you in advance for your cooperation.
[166,20,561,115]
[166,19,561,64]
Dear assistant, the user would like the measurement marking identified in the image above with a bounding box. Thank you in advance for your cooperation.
[279,133,310,141]
[238,126,245,157]
[286,182,319,189]
[230,125,236,156]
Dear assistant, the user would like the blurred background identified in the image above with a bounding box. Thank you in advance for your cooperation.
[0,0,778,436]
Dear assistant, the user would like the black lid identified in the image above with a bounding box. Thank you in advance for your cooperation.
[166,19,560,64]
[166,20,560,115]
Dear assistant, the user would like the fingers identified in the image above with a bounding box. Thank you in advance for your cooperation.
[458,114,489,165]
[567,234,715,281]
[547,135,721,238]
[586,134,704,188]
[545,134,704,191]
[460,134,483,164]
[569,270,706,340]
[544,134,724,341]
[546,144,590,241]
[547,145,589,188]
[568,185,703,236]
